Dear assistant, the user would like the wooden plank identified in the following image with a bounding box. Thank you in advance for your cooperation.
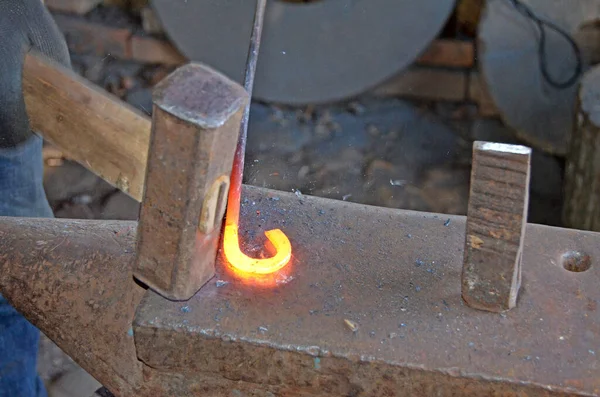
[373,67,467,102]
[131,36,186,65]
[53,14,132,59]
[462,141,531,312]
[563,65,600,231]
[45,0,102,14]
[53,15,187,65]
[23,51,151,202]
[416,39,475,68]
[468,72,501,117]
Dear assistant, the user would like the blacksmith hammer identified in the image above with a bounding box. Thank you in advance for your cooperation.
[22,50,248,301]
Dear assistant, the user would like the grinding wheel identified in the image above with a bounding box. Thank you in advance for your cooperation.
[479,0,600,155]
[151,0,455,105]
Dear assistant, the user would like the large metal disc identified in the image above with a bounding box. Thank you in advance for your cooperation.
[151,0,455,105]
[479,0,600,155]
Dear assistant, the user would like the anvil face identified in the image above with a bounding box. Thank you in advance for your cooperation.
[134,186,600,396]
[1,186,598,395]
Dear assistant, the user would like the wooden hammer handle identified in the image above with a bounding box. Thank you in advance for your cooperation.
[23,51,151,202]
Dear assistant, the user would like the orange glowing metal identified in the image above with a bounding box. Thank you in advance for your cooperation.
[223,223,291,275]
[220,0,292,277]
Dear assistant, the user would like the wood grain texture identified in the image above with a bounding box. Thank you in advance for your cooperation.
[564,65,600,231]
[462,141,531,312]
[23,51,151,202]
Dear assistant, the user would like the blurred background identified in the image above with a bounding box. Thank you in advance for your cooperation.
[43,0,591,230]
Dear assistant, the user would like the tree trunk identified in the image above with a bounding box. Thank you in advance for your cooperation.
[563,65,600,231]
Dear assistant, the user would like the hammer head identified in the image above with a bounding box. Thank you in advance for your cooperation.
[135,63,248,301]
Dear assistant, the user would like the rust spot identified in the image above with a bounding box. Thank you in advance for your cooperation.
[565,379,585,389]
[469,235,484,249]
[588,298,598,312]
[490,229,512,240]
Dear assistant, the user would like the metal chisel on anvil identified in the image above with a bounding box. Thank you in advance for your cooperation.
[0,1,599,396]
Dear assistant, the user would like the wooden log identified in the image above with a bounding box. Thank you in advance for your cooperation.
[22,51,151,202]
[462,141,531,312]
[563,65,600,231]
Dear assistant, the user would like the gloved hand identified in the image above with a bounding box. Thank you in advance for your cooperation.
[0,0,71,148]
[0,4,72,397]
[0,4,70,396]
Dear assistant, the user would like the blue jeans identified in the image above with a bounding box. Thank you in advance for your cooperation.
[0,135,51,397]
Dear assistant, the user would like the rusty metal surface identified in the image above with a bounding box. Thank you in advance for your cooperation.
[462,142,531,312]
[152,63,248,129]
[0,186,598,396]
[0,217,145,396]
[135,185,600,396]
[135,63,248,301]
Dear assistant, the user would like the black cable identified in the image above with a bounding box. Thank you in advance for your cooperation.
[504,0,583,89]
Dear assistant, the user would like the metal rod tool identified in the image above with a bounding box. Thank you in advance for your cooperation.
[226,0,267,227]
[223,0,292,275]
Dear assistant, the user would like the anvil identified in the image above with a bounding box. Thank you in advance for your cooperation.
[0,48,598,396]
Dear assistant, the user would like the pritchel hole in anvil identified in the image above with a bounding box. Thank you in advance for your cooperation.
[561,250,592,272]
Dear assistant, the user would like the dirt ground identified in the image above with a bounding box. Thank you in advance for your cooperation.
[35,5,566,395]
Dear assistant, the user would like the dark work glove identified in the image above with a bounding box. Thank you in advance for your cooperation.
[0,0,71,148]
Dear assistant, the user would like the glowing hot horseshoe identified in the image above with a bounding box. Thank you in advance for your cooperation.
[223,224,291,275]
